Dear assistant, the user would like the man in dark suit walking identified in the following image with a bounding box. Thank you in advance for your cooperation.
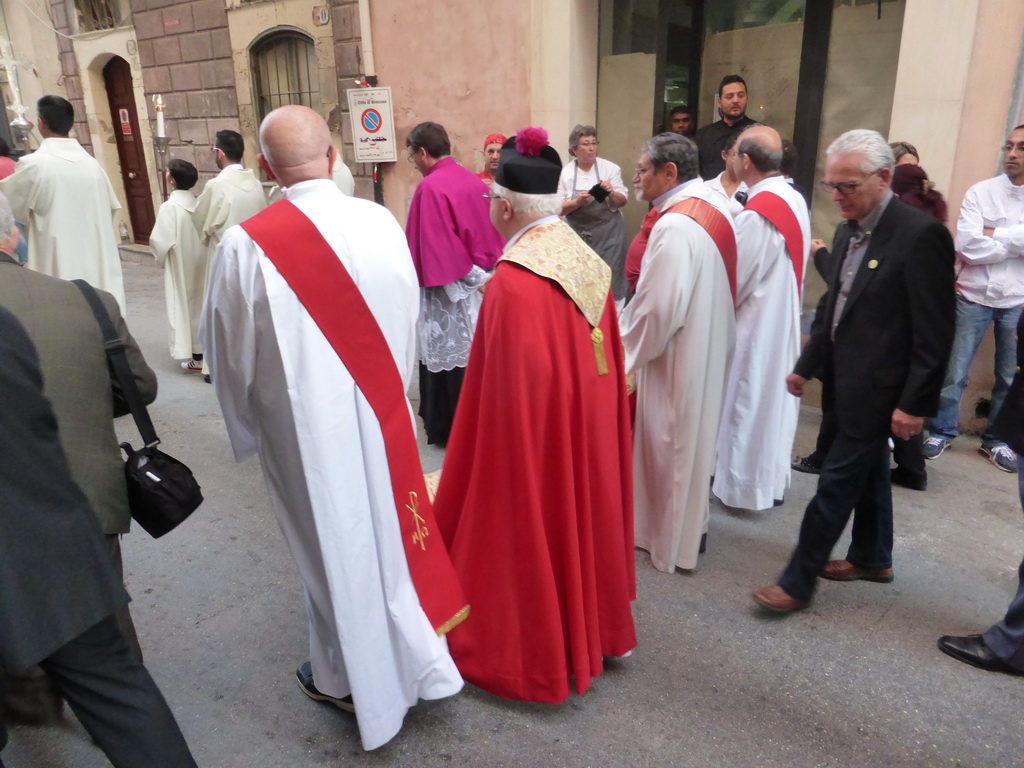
[0,306,197,768]
[753,129,956,612]
[0,191,156,720]
[938,312,1024,674]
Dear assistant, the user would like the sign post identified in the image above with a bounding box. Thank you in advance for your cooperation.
[347,86,397,164]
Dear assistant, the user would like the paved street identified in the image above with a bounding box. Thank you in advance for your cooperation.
[5,258,1024,767]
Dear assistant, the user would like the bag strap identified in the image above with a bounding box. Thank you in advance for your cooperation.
[72,280,160,447]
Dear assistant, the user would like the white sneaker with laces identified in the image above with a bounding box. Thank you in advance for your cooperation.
[980,445,1018,473]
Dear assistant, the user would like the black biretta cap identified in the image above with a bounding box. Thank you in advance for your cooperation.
[494,127,562,194]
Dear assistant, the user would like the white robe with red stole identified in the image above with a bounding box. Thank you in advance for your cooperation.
[620,182,736,571]
[202,179,462,751]
[712,175,810,510]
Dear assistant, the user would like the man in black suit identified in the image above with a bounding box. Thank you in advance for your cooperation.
[0,307,197,767]
[938,312,1024,674]
[753,129,955,612]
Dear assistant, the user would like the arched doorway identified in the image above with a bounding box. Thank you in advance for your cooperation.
[102,55,154,243]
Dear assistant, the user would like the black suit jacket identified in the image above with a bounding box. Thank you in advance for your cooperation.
[0,306,127,674]
[794,196,955,439]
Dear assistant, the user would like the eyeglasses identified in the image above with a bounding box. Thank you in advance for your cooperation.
[819,171,878,196]
[577,141,599,148]
[633,166,652,177]
[482,192,505,200]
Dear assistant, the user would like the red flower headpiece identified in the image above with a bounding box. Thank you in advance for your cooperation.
[516,127,549,157]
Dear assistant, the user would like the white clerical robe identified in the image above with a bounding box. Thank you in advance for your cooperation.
[712,175,811,510]
[150,189,206,359]
[201,179,462,751]
[193,165,267,256]
[0,137,125,312]
[620,183,736,572]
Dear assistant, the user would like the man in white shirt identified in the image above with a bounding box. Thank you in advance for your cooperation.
[712,125,810,511]
[923,125,1024,473]
[0,95,125,313]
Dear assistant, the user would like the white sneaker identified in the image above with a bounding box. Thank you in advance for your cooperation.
[180,360,203,373]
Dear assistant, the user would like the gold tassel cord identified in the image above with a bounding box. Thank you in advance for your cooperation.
[591,327,608,375]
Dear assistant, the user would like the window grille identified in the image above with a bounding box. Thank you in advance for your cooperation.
[250,31,321,123]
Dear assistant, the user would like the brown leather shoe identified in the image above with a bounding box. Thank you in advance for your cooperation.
[752,585,808,613]
[820,559,894,583]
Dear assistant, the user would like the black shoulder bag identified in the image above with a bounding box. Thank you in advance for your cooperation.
[73,280,204,538]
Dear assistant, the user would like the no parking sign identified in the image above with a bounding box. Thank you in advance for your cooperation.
[347,87,397,163]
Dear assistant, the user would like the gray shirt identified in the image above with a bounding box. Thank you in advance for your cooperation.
[832,191,894,337]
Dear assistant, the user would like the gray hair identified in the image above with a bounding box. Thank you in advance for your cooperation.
[0,192,14,241]
[641,132,699,182]
[738,135,782,173]
[491,181,561,217]
[827,129,894,174]
[568,124,597,151]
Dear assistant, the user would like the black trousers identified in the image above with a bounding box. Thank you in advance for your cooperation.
[814,404,926,484]
[779,430,894,602]
[418,363,466,446]
[1,615,197,768]
[2,535,142,724]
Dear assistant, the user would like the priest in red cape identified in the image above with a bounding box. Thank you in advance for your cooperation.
[433,128,637,703]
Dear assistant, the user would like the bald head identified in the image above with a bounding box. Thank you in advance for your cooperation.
[733,125,783,185]
[258,105,334,187]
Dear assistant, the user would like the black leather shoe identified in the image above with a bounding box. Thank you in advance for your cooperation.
[792,454,823,475]
[891,466,927,491]
[937,635,1022,675]
[296,661,355,712]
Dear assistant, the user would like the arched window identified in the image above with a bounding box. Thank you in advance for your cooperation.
[250,31,321,123]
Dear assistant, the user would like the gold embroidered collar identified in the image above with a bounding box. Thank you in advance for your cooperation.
[500,219,611,327]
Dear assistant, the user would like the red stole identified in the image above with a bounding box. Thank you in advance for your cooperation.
[625,197,738,305]
[665,197,738,306]
[241,201,469,636]
[743,190,806,298]
[625,207,661,291]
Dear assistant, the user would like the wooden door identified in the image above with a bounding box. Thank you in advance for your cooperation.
[103,56,154,244]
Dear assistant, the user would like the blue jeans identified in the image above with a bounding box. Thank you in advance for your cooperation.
[930,295,1022,447]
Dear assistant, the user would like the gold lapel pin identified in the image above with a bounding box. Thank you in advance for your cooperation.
[867,259,878,269]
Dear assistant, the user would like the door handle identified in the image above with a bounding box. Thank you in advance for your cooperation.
[128,172,137,179]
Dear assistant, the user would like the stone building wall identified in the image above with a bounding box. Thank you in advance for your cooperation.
[48,0,91,152]
[130,0,236,183]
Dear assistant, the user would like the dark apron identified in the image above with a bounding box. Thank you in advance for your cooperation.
[564,160,628,300]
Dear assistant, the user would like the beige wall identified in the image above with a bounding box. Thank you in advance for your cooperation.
[0,0,67,148]
[699,21,803,141]
[531,0,599,160]
[372,0,532,225]
[899,0,1024,433]
[597,52,656,241]
[805,1,906,301]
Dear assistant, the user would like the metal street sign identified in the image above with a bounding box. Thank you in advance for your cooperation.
[347,87,396,163]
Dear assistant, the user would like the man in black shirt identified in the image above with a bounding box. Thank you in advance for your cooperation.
[695,74,759,178]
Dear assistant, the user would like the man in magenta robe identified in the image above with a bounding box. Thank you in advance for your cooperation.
[405,122,505,446]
